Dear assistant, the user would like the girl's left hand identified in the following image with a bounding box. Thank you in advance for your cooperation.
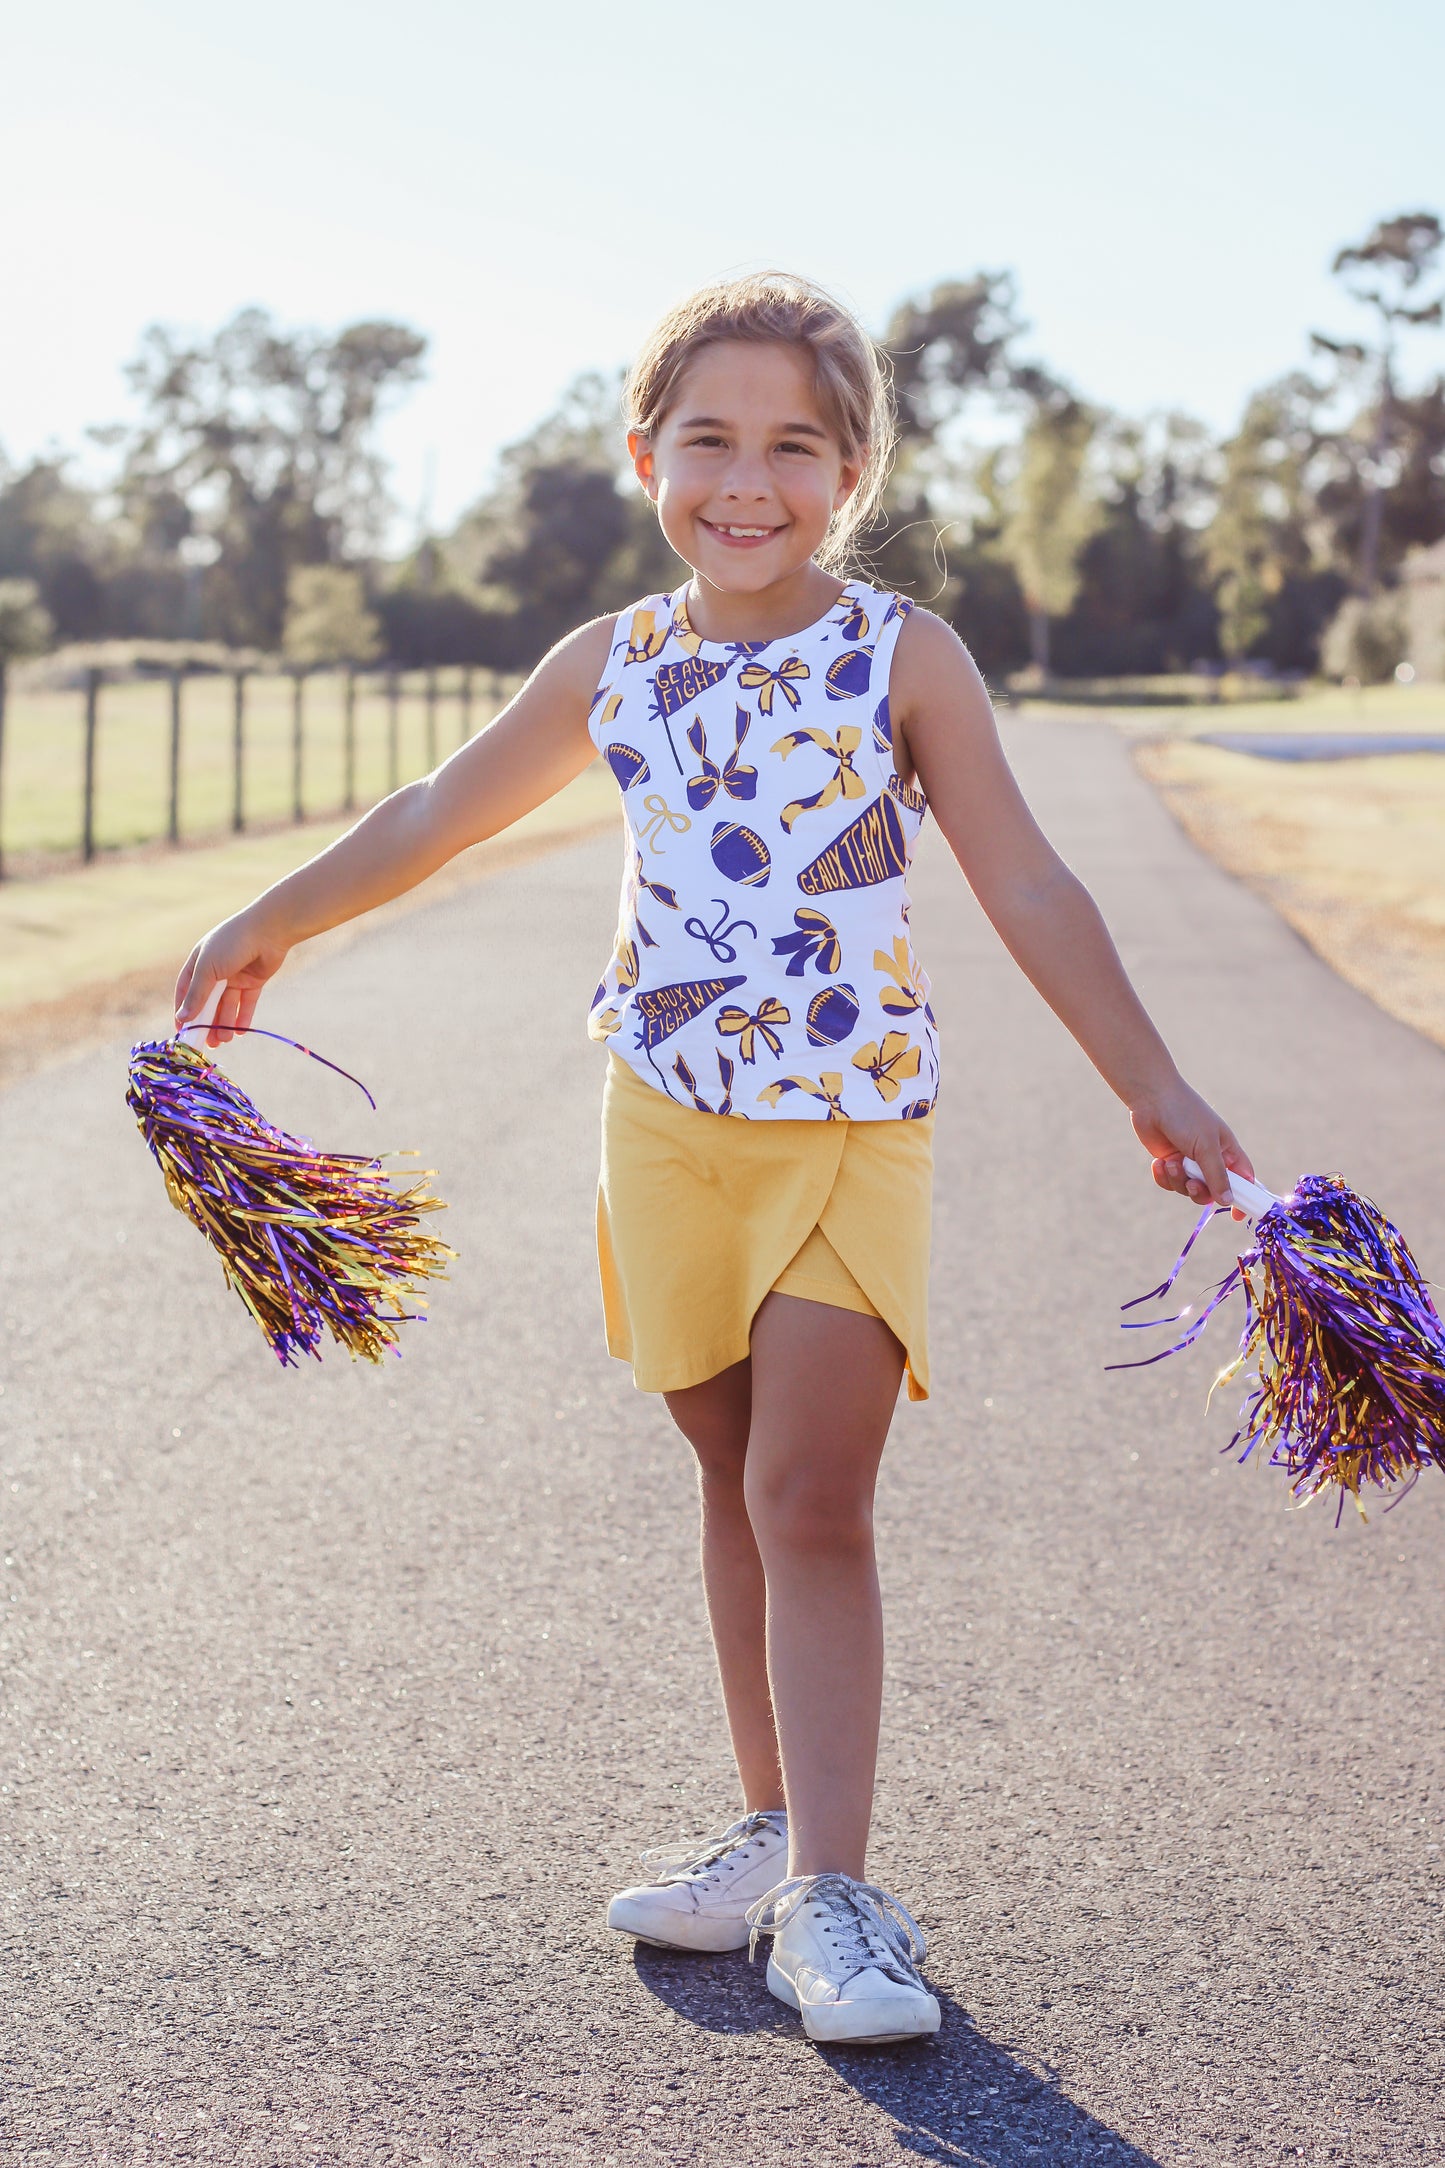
[1130,1076,1256,1221]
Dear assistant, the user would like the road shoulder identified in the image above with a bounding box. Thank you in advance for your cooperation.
[1135,733,1445,1053]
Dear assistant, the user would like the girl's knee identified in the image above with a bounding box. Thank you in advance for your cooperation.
[744,1457,874,1557]
[665,1370,751,1489]
[692,1433,749,1492]
[669,1403,750,1490]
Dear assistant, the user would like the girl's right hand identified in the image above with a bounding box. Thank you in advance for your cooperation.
[174,909,291,1048]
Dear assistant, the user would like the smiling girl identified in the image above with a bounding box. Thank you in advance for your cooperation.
[176,273,1252,2048]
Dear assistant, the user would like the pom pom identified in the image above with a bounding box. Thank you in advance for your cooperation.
[127,1030,453,1366]
[1111,1173,1445,1517]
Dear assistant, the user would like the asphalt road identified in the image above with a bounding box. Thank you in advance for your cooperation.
[2,715,1442,2167]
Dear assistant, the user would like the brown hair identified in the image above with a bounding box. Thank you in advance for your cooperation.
[624,272,896,575]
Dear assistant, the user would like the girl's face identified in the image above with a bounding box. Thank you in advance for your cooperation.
[630,340,861,594]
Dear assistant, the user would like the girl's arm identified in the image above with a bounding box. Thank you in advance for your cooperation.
[892,610,1254,1214]
[175,617,614,1045]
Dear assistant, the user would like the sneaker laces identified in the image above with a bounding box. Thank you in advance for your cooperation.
[745,1872,928,1987]
[637,1809,787,1888]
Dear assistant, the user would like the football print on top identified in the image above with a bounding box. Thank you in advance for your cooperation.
[586,581,938,1121]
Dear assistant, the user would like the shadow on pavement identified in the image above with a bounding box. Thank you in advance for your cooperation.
[634,1951,1162,2165]
[632,1940,797,2036]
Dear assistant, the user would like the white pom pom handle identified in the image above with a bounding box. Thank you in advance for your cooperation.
[176,979,226,1041]
[1181,1157,1285,1217]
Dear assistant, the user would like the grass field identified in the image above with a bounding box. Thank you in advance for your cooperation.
[10,665,1438,871]
[1022,677,1445,739]
[0,667,511,867]
[1136,736,1445,1052]
[0,761,623,1092]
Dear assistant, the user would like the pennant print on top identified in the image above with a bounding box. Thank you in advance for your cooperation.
[586,580,936,1119]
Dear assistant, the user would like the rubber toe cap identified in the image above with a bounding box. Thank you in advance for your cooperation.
[798,1967,941,2045]
[606,1888,751,1952]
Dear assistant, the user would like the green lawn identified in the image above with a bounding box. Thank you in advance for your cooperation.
[0,667,512,866]
[1018,677,1445,738]
[0,760,620,1015]
[11,670,1440,873]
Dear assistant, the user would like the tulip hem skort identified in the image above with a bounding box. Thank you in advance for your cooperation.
[596,1052,933,1399]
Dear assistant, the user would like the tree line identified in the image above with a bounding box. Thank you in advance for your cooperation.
[2,211,1442,689]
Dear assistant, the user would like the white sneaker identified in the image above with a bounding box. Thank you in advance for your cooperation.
[746,1873,941,2045]
[606,1809,790,1952]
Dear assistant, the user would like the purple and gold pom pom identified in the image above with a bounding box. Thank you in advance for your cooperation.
[127,1029,452,1367]
[1112,1170,1445,1517]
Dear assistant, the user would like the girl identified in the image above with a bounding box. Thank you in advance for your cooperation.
[177,274,1253,2050]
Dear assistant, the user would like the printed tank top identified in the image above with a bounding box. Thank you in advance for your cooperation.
[586,579,938,1121]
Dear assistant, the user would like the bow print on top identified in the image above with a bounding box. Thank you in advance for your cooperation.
[673,1051,735,1115]
[771,723,866,833]
[875,935,934,1020]
[851,1030,921,1102]
[587,580,938,1120]
[715,996,790,1064]
[756,1072,848,1120]
[623,610,668,665]
[737,655,810,715]
[636,794,692,854]
[686,707,758,811]
[627,850,679,949]
[587,931,641,1041]
[833,594,871,641]
[771,907,842,978]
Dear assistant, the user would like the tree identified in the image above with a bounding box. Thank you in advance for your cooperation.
[1203,375,1333,664]
[1313,212,1444,595]
[1319,591,1407,682]
[882,275,1030,444]
[859,274,1048,662]
[113,309,427,647]
[447,372,682,667]
[0,457,108,638]
[281,565,382,669]
[1380,381,1445,560]
[999,396,1103,674]
[280,565,384,821]
[480,461,630,656]
[1054,413,1218,674]
[0,576,54,676]
[1400,539,1445,681]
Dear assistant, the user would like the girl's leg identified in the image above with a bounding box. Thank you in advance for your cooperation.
[664,1359,785,1813]
[743,1293,904,1880]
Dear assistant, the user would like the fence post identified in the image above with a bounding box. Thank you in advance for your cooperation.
[459,664,473,746]
[82,665,101,863]
[424,664,438,770]
[232,670,246,832]
[291,668,305,823]
[167,666,184,845]
[0,656,8,882]
[386,667,400,793]
[343,666,357,812]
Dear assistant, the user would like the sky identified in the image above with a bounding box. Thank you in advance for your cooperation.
[4,0,1442,541]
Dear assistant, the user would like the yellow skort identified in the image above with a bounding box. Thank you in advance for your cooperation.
[596,1052,933,1399]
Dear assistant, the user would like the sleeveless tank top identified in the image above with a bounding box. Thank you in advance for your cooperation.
[585,579,938,1121]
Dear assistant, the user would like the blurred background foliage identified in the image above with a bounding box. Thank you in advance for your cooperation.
[3,212,1442,688]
